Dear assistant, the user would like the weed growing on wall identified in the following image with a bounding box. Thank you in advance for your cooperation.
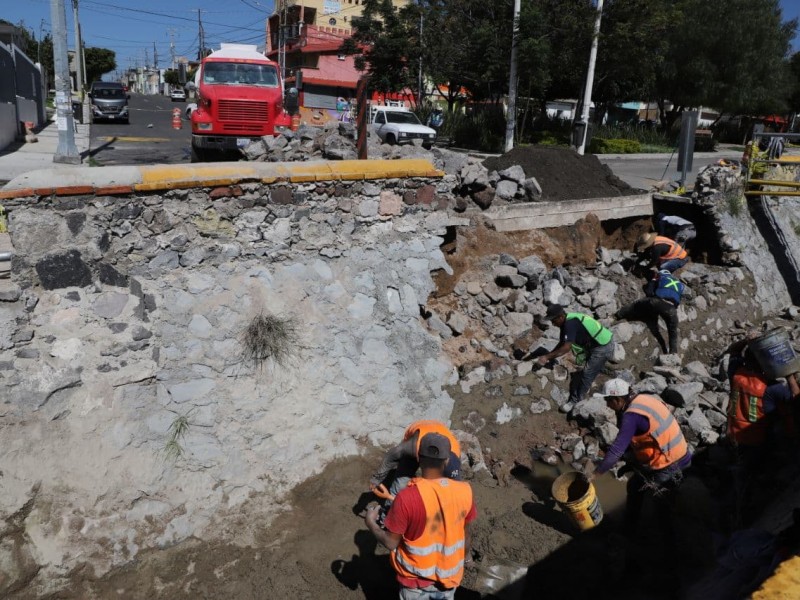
[241,312,299,371]
[724,190,744,217]
[161,411,192,461]
[0,206,7,233]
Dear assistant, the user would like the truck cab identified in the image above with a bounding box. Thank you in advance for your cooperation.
[190,44,291,162]
[369,106,437,148]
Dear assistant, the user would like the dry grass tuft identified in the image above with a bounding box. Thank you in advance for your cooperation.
[242,312,299,370]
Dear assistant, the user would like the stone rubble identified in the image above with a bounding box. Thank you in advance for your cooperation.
[239,123,544,211]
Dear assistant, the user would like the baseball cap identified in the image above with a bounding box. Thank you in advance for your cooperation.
[602,378,630,398]
[418,432,451,459]
[636,232,657,251]
[545,304,566,321]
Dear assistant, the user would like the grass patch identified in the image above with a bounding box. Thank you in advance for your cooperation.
[86,157,101,167]
[242,312,299,370]
[0,206,7,234]
[725,190,744,216]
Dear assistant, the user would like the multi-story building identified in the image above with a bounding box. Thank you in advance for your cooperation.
[266,0,407,112]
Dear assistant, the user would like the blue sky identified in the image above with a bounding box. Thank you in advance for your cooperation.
[2,0,799,80]
[3,0,276,78]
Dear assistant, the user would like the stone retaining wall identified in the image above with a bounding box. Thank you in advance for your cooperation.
[0,170,463,589]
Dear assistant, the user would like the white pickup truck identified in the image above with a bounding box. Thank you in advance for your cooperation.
[369,106,437,148]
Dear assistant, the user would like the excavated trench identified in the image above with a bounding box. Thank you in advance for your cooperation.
[22,206,786,600]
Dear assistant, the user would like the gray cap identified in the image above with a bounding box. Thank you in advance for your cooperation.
[418,432,451,459]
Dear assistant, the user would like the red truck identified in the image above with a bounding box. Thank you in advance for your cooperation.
[190,44,291,162]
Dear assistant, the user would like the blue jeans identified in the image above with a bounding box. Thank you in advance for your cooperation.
[659,257,689,273]
[568,342,614,404]
[399,584,456,600]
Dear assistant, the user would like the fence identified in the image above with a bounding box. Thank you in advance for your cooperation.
[0,40,46,152]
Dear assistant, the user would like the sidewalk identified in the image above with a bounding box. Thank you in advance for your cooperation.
[0,120,91,183]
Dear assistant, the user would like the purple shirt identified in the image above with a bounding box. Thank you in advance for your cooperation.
[596,411,691,474]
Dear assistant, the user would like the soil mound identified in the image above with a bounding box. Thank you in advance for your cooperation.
[483,146,638,201]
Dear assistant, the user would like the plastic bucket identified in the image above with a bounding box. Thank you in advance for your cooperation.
[551,471,603,531]
[750,328,800,379]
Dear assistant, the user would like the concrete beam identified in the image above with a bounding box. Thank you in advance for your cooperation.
[483,193,653,232]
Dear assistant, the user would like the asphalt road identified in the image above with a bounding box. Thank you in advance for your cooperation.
[598,150,742,191]
[88,93,192,166]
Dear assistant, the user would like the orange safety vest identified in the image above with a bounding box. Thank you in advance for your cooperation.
[654,236,688,262]
[728,371,769,446]
[626,394,688,470]
[404,420,461,460]
[390,477,473,589]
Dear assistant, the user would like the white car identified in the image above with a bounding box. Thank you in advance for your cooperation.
[370,107,436,148]
[170,88,186,102]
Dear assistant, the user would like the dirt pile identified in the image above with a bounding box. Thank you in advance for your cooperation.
[484,146,639,201]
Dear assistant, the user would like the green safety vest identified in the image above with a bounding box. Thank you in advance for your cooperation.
[566,312,613,364]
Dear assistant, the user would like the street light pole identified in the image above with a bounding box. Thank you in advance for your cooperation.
[504,0,521,153]
[577,0,604,156]
[50,0,80,164]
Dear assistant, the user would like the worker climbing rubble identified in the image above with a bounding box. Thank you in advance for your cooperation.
[365,433,477,600]
[587,378,691,536]
[369,420,462,505]
[724,334,800,527]
[634,232,689,273]
[616,269,685,355]
[529,304,614,414]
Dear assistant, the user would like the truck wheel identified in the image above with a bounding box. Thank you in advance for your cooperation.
[386,134,397,145]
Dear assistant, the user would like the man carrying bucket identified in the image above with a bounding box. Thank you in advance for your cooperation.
[588,378,691,534]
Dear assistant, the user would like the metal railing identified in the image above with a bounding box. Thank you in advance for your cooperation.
[744,132,800,197]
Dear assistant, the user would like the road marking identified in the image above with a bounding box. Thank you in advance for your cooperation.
[98,136,171,142]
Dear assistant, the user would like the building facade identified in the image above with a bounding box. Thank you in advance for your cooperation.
[266,0,407,111]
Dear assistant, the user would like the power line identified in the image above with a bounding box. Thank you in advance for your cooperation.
[80,0,264,32]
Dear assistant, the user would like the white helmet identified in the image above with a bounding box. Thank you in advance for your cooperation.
[602,378,630,398]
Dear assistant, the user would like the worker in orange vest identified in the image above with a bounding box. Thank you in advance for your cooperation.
[588,378,691,534]
[725,336,800,526]
[635,232,689,273]
[370,420,462,503]
[365,433,477,599]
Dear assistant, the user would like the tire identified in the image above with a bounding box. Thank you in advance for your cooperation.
[386,133,397,145]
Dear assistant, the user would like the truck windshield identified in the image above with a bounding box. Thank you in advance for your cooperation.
[202,62,279,87]
[385,112,422,125]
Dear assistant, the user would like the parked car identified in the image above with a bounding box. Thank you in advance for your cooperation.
[88,81,129,124]
[369,106,436,148]
[170,88,186,102]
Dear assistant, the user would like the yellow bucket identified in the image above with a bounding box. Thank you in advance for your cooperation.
[551,471,604,531]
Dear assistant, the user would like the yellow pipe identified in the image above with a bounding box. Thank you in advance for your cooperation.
[745,190,800,196]
[747,180,800,188]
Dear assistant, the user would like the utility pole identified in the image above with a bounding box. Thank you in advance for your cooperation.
[197,10,205,60]
[71,0,84,97]
[417,3,423,108]
[38,18,46,64]
[169,29,176,69]
[153,42,158,70]
[50,0,80,164]
[504,0,521,153]
[577,0,603,156]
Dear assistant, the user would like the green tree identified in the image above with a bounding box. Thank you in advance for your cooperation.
[340,0,418,96]
[163,69,180,86]
[788,52,800,115]
[84,47,116,83]
[656,0,797,127]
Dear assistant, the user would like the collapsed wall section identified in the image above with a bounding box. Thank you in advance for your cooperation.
[0,166,461,589]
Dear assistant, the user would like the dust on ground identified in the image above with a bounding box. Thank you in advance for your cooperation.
[483,146,640,201]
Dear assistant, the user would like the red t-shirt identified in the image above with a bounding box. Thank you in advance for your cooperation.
[384,484,477,588]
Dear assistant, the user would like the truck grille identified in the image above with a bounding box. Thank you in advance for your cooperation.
[222,123,262,133]
[218,99,268,122]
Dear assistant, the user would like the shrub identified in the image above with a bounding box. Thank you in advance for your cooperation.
[694,134,718,152]
[531,131,570,146]
[447,108,506,152]
[588,137,642,154]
